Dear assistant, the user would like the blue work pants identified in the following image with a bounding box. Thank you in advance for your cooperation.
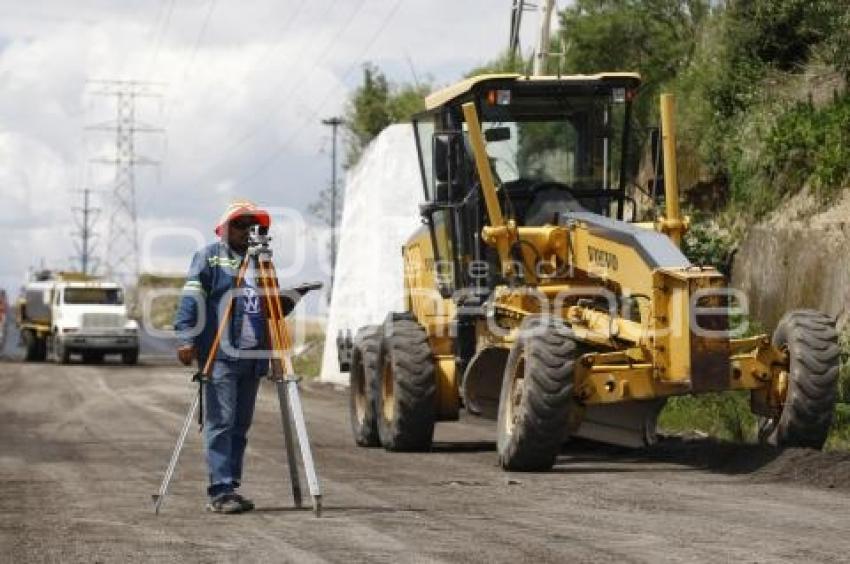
[204,358,262,498]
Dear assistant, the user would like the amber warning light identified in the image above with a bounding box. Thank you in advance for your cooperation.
[486,90,512,106]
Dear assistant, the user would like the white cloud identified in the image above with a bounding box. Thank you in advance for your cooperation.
[0,0,544,303]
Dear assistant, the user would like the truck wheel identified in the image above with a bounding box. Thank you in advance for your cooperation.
[376,317,436,451]
[36,336,47,361]
[759,310,839,449]
[54,338,70,364]
[24,331,47,362]
[349,325,382,447]
[23,330,37,361]
[122,349,139,365]
[497,315,576,471]
[82,352,104,364]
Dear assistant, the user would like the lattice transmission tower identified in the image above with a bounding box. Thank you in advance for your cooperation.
[87,80,164,286]
[71,188,101,276]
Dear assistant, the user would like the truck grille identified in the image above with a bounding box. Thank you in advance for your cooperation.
[81,313,126,331]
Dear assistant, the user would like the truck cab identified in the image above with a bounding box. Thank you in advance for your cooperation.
[18,273,139,364]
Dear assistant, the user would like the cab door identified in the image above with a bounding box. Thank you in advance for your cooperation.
[412,111,464,299]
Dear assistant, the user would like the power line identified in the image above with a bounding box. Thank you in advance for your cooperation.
[228,0,404,191]
[510,0,540,60]
[509,0,524,57]
[321,116,344,292]
[217,0,363,157]
[403,51,422,90]
[156,0,220,133]
[145,0,177,80]
[181,0,218,82]
[161,0,310,132]
[157,0,339,176]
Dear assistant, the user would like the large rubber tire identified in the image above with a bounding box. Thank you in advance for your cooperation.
[122,349,139,365]
[497,316,576,471]
[23,330,35,361]
[376,317,436,451]
[349,325,382,447]
[82,352,104,364]
[53,337,70,364]
[36,338,46,361]
[760,310,839,449]
[24,331,47,362]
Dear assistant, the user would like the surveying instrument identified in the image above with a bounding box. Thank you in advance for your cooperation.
[152,224,323,516]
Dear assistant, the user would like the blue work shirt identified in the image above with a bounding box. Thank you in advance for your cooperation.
[173,241,270,374]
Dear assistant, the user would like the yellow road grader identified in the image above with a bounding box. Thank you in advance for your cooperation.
[343,73,840,471]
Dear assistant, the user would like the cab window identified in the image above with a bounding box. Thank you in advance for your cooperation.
[413,115,436,201]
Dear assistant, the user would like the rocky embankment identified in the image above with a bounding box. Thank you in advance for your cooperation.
[733,188,850,331]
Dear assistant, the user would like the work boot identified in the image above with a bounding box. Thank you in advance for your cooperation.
[205,493,243,514]
[232,492,255,512]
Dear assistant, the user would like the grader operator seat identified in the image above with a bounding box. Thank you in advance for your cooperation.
[498,179,589,226]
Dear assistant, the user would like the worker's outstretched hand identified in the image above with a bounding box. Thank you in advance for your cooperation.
[177,345,195,366]
[292,281,323,296]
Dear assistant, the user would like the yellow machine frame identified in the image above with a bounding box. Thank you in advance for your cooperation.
[402,83,789,423]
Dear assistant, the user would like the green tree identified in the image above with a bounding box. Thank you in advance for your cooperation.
[465,49,528,77]
[344,63,430,168]
[671,0,850,214]
[558,0,710,120]
[724,0,843,72]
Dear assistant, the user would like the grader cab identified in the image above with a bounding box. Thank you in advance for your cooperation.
[345,73,840,470]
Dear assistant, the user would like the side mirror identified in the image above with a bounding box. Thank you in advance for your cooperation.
[418,201,440,218]
[484,127,511,142]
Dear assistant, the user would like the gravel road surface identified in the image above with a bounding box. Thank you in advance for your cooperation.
[2,357,850,563]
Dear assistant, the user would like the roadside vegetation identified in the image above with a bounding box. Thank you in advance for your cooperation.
[290,320,327,379]
[137,273,183,330]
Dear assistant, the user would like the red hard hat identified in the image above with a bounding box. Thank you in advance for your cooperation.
[214,200,271,236]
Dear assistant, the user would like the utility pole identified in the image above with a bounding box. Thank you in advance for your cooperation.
[533,0,556,76]
[87,80,164,289]
[509,0,526,60]
[321,117,344,291]
[72,188,101,276]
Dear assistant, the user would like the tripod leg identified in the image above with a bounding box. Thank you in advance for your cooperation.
[285,377,322,517]
[275,379,303,508]
[256,256,322,516]
[151,258,248,515]
[152,389,200,514]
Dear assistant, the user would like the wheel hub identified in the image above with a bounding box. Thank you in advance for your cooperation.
[503,355,526,437]
[381,358,394,422]
[354,369,367,423]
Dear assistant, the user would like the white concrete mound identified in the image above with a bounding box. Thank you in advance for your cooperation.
[319,124,424,384]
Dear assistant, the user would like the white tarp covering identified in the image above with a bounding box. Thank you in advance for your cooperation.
[319,123,424,384]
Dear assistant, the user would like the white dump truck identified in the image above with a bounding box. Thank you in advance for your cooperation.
[16,271,139,364]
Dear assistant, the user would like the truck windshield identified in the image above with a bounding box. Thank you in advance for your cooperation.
[476,86,632,192]
[63,288,124,305]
